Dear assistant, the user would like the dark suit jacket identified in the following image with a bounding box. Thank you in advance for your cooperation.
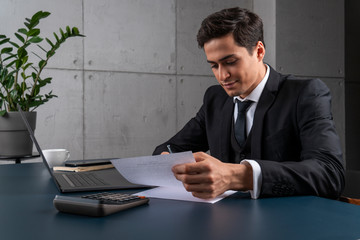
[153,66,345,199]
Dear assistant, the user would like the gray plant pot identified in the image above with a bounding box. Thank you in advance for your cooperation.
[0,111,37,156]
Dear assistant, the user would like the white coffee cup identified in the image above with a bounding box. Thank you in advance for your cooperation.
[42,149,70,168]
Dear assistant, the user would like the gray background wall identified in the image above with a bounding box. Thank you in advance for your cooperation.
[0,0,345,170]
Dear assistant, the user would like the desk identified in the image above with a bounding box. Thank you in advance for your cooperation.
[0,163,359,240]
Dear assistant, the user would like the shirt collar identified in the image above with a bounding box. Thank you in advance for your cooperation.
[233,64,270,103]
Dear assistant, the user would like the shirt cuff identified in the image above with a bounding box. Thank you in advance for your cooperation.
[240,159,262,199]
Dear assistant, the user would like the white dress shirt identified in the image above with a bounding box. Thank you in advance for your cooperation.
[233,64,270,199]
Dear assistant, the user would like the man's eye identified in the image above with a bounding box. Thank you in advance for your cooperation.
[226,60,237,65]
[210,64,218,69]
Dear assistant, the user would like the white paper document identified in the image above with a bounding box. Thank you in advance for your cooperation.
[111,152,236,203]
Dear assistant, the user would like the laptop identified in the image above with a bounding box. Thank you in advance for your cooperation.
[18,106,146,193]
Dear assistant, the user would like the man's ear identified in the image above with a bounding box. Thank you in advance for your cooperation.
[256,41,266,61]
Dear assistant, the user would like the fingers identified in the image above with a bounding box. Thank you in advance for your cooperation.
[160,152,169,155]
[174,170,213,184]
[193,151,210,162]
[183,183,224,199]
[172,151,217,174]
[172,161,210,175]
[191,191,220,200]
[171,151,228,199]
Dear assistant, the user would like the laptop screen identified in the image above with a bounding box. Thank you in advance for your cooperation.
[17,106,62,191]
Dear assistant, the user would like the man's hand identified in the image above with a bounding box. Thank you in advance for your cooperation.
[171,152,253,199]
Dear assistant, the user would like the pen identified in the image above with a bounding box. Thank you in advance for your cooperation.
[167,145,173,154]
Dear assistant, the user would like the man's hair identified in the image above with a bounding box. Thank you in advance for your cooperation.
[197,7,265,53]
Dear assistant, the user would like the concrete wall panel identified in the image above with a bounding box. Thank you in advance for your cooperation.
[276,0,344,78]
[84,0,176,74]
[0,0,83,70]
[36,69,84,160]
[253,0,276,67]
[84,71,176,159]
[176,76,217,130]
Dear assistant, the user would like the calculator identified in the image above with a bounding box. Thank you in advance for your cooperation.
[53,192,149,217]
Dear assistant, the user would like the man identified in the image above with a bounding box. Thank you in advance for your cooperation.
[153,7,344,199]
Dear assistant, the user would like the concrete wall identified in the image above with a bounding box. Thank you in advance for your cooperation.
[0,0,344,164]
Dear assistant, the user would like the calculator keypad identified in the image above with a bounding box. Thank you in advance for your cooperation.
[82,192,145,205]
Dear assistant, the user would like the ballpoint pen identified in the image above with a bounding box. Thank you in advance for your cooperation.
[167,145,173,154]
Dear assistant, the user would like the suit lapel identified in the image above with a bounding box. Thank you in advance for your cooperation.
[251,66,281,159]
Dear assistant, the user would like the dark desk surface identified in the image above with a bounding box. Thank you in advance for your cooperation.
[0,163,359,240]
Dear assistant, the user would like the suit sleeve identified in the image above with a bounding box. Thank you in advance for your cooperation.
[257,79,345,199]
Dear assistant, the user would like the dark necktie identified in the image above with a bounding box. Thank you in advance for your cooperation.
[234,99,253,147]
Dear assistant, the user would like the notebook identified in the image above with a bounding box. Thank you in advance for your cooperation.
[18,106,147,193]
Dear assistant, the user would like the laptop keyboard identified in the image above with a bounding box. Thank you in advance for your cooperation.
[63,173,108,187]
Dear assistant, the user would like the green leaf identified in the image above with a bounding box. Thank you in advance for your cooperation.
[72,27,79,35]
[17,28,28,35]
[46,50,55,58]
[32,11,50,21]
[33,85,40,96]
[43,77,52,84]
[21,81,27,91]
[66,26,71,34]
[41,12,51,19]
[0,38,10,45]
[15,59,22,69]
[9,41,20,48]
[6,59,17,68]
[28,28,40,37]
[5,76,14,88]
[45,38,54,47]
[1,47,13,54]
[20,72,26,80]
[17,47,27,59]
[15,83,23,95]
[53,32,60,42]
[0,110,6,116]
[38,60,46,68]
[21,55,28,65]
[31,11,44,21]
[5,59,17,68]
[23,63,33,71]
[15,33,25,43]
[27,20,40,30]
[59,28,66,39]
[0,35,7,39]
[28,36,43,43]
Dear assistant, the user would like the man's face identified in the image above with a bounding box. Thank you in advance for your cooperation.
[204,34,266,98]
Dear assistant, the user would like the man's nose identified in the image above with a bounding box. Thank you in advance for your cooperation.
[218,65,230,82]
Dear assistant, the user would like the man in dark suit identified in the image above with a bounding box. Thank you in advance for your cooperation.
[153,7,344,199]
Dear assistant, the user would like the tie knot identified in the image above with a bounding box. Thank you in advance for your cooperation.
[236,99,253,113]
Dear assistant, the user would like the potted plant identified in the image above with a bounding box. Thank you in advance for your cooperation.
[0,10,83,157]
